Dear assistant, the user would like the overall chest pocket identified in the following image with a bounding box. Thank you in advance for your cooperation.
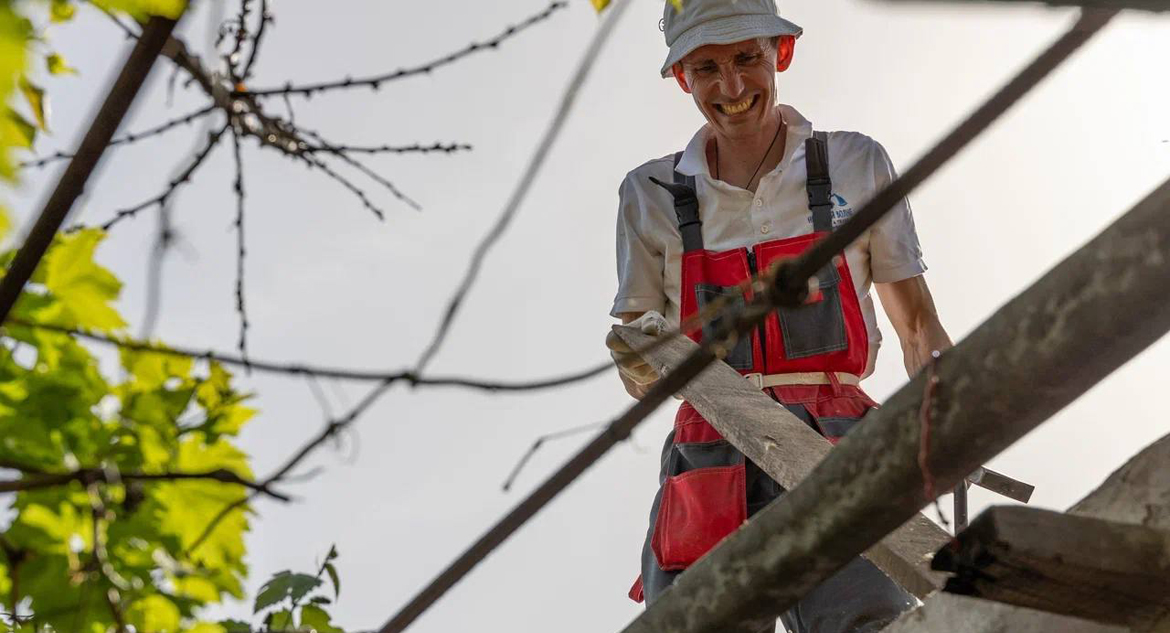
[694,283,754,369]
[777,262,848,359]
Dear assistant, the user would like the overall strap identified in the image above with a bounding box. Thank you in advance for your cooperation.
[805,131,834,233]
[649,151,704,253]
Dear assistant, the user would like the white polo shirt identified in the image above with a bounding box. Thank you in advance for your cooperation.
[611,104,926,377]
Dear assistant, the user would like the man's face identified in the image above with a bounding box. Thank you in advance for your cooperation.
[678,39,778,140]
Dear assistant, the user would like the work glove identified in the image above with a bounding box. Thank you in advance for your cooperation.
[606,310,668,386]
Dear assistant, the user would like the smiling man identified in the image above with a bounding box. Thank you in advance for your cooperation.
[606,1,952,632]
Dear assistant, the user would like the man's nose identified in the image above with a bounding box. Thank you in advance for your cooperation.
[719,67,745,97]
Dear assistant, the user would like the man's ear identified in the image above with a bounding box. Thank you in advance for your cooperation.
[776,35,796,72]
[671,63,692,94]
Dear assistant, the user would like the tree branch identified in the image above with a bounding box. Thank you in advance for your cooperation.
[243,2,568,99]
[0,467,291,501]
[90,123,229,231]
[4,316,614,389]
[19,104,216,169]
[0,14,185,327]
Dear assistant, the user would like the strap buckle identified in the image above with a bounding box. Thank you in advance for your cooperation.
[807,178,833,206]
[743,373,764,389]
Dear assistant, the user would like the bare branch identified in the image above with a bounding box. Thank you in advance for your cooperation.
[89,123,229,232]
[230,127,251,370]
[241,0,271,81]
[5,317,614,389]
[501,421,607,492]
[299,127,421,211]
[306,141,472,156]
[0,467,290,501]
[244,2,568,99]
[412,0,627,373]
[296,153,387,219]
[19,104,216,169]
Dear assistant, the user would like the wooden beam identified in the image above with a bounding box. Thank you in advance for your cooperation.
[618,165,1170,633]
[885,433,1170,633]
[933,506,1170,630]
[614,325,952,598]
[882,594,1126,633]
[1069,433,1170,530]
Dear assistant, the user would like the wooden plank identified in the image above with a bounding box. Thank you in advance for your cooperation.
[886,433,1170,633]
[883,593,1126,633]
[614,325,951,598]
[1070,433,1170,530]
[619,167,1170,632]
[932,506,1170,630]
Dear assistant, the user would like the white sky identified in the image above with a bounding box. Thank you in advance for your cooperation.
[8,0,1170,631]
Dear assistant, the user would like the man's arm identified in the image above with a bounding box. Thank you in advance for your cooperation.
[614,311,651,399]
[874,275,952,377]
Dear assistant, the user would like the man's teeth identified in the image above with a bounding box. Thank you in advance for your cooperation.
[720,97,754,115]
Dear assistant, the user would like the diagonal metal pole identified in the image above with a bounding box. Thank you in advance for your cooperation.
[0,14,184,324]
[372,7,1116,633]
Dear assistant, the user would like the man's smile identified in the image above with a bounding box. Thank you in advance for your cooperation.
[716,94,758,116]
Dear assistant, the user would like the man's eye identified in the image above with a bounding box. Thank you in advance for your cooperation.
[737,55,761,65]
[696,65,717,74]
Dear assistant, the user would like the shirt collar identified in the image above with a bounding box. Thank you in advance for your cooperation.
[675,103,814,180]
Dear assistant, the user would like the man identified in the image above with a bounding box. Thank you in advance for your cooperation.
[606,1,953,631]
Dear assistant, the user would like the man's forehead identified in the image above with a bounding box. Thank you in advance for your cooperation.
[681,39,769,65]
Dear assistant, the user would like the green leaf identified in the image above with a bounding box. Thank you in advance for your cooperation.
[324,562,340,600]
[127,595,182,633]
[217,620,252,633]
[40,228,127,332]
[0,5,32,180]
[91,0,187,20]
[3,108,36,149]
[299,605,343,633]
[19,78,47,131]
[186,624,227,633]
[306,595,331,605]
[45,52,77,75]
[50,0,76,22]
[264,609,292,631]
[253,571,321,613]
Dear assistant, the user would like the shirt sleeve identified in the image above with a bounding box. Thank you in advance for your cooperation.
[611,173,667,318]
[868,139,928,283]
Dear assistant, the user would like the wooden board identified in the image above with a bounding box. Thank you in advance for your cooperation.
[933,505,1170,630]
[886,434,1170,633]
[614,325,951,598]
[882,593,1126,633]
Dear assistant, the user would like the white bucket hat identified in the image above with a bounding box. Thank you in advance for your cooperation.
[660,0,803,78]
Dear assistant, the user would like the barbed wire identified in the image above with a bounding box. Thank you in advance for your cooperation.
[243,2,568,99]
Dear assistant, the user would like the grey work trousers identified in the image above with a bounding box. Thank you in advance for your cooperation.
[639,405,915,632]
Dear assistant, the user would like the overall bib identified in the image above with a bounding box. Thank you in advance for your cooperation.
[630,133,915,633]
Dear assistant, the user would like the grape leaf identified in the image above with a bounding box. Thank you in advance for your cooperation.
[300,605,343,633]
[253,572,320,613]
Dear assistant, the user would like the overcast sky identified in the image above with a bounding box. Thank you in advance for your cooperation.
[8,0,1170,631]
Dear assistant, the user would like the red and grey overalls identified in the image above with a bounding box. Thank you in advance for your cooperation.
[630,133,914,631]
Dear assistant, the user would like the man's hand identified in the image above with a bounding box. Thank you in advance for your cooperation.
[607,310,668,399]
[875,275,953,377]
